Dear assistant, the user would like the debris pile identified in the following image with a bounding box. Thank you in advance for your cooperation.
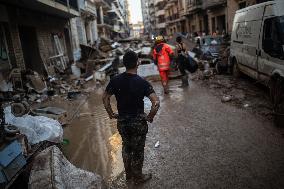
[29,146,102,189]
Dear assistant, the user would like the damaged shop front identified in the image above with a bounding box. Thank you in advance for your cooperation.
[0,0,78,85]
[0,1,104,189]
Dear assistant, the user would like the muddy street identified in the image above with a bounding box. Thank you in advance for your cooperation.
[63,77,284,189]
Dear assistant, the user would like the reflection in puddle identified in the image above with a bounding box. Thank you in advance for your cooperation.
[109,133,123,178]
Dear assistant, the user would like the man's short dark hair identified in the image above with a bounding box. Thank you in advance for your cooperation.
[123,50,138,69]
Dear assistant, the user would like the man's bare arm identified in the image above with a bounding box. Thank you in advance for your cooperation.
[147,93,160,123]
[102,91,118,119]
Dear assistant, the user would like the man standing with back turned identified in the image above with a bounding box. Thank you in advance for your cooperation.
[103,51,160,185]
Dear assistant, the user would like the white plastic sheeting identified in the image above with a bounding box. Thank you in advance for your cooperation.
[29,146,102,189]
[4,106,63,145]
[118,63,159,78]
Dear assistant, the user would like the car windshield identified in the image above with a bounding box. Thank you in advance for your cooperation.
[202,37,223,46]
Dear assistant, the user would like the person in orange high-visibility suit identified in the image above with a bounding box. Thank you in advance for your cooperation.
[153,36,174,94]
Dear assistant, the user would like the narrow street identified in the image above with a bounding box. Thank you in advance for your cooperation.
[64,78,284,189]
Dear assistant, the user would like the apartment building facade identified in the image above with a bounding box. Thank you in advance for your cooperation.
[141,0,156,36]
[154,0,167,35]
[70,0,130,60]
[141,0,271,37]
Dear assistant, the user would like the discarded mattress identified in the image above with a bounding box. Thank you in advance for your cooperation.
[4,106,63,145]
[29,146,102,189]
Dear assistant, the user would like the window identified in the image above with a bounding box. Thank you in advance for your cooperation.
[239,2,246,9]
[262,17,284,59]
[0,25,8,62]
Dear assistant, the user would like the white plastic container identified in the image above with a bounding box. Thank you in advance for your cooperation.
[71,64,81,78]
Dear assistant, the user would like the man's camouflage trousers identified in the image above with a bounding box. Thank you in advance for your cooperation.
[117,116,148,180]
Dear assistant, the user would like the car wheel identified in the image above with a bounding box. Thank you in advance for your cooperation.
[270,76,284,127]
[270,76,284,105]
[215,61,222,75]
[232,60,241,78]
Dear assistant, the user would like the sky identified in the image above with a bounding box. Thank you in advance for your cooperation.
[128,0,143,24]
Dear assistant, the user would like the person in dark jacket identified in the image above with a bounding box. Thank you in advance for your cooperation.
[176,36,190,87]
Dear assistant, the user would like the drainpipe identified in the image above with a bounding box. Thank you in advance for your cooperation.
[100,6,104,24]
[226,0,229,34]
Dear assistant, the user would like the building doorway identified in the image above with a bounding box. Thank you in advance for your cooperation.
[64,27,73,62]
[217,15,226,33]
[203,15,209,35]
[18,25,44,74]
[211,17,216,34]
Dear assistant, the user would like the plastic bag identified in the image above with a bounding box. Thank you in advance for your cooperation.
[188,56,198,73]
[4,106,63,144]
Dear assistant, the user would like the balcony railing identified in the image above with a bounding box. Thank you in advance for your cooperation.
[55,0,78,10]
[154,0,164,6]
[202,0,227,9]
[166,13,179,21]
[156,9,165,17]
[182,0,202,15]
[156,22,166,29]
[93,0,111,10]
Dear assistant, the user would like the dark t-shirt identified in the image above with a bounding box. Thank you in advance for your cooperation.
[106,72,155,117]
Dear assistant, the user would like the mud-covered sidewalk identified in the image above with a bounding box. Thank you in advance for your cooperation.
[63,77,284,189]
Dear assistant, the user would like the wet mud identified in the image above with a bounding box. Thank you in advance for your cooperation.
[63,87,123,183]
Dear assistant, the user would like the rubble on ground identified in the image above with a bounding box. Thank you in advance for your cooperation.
[194,74,273,118]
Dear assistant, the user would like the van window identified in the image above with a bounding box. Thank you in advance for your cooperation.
[280,16,284,45]
[262,17,284,59]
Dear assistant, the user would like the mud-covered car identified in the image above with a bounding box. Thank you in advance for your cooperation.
[200,36,224,58]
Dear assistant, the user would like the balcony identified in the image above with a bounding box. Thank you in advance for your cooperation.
[80,0,97,17]
[166,13,179,21]
[183,0,202,15]
[93,0,112,10]
[202,0,227,9]
[165,1,174,10]
[3,0,80,18]
[156,10,165,17]
[156,22,166,29]
[154,0,164,7]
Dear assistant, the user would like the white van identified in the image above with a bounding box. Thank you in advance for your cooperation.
[230,0,284,107]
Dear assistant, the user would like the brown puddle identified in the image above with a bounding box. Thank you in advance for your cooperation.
[63,87,124,183]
